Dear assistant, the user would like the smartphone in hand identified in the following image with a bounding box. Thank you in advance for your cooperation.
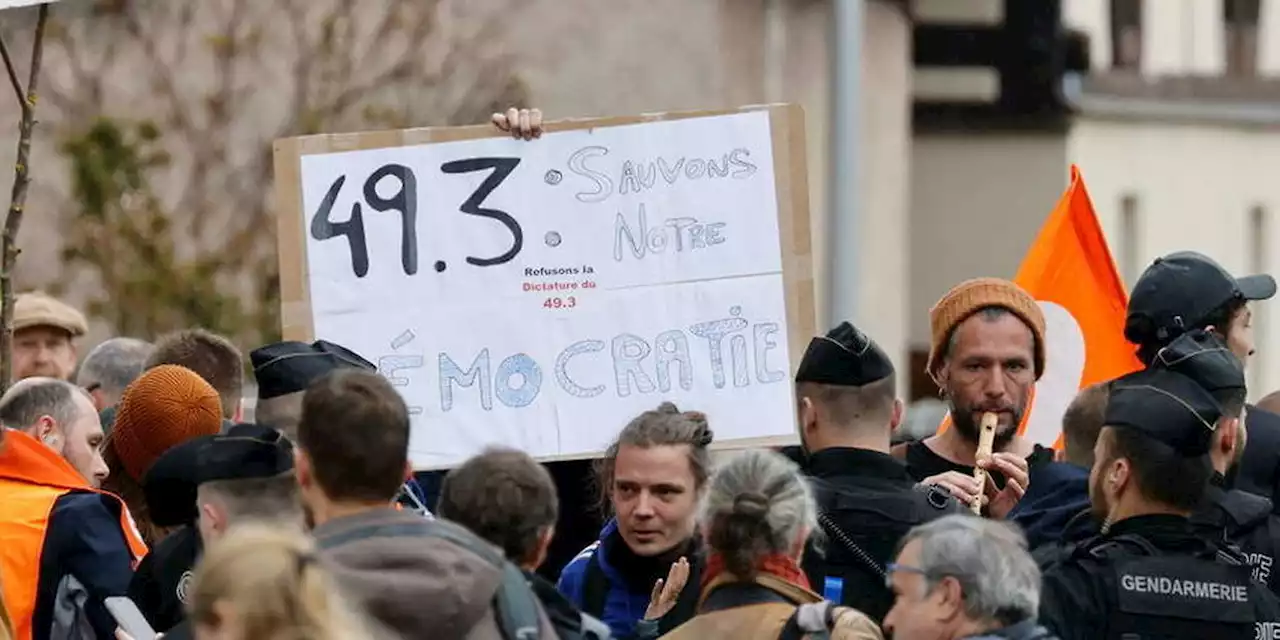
[104,597,157,640]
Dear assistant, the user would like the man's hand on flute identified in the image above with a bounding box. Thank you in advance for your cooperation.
[976,452,1030,519]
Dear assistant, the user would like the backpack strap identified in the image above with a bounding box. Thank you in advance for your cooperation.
[778,601,837,640]
[581,551,610,619]
[578,611,613,640]
[318,519,541,640]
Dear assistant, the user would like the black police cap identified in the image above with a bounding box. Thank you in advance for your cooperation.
[1149,329,1245,401]
[142,434,215,527]
[141,423,295,528]
[1105,368,1222,457]
[196,423,294,484]
[1126,251,1275,347]
[795,322,894,387]
[251,339,375,400]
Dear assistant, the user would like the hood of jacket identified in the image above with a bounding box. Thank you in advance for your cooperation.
[1008,461,1092,550]
[313,508,504,639]
[1239,404,1280,506]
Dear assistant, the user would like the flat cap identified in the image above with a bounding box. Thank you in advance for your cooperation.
[14,291,87,337]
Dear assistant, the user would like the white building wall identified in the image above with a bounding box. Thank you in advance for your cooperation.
[1261,0,1280,74]
[1063,0,1111,70]
[908,135,1069,348]
[1067,116,1280,399]
[1064,0,1230,76]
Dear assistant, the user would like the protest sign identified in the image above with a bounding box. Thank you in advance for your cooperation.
[0,1,57,9]
[274,105,815,469]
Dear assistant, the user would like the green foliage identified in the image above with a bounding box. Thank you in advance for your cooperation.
[58,117,252,339]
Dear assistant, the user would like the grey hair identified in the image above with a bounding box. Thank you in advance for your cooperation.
[0,377,91,435]
[899,515,1040,625]
[76,337,154,405]
[701,449,817,579]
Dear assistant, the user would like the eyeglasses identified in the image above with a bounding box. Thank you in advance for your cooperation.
[884,562,931,590]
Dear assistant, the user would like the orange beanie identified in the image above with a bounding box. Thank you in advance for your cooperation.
[926,278,1047,382]
[110,364,223,481]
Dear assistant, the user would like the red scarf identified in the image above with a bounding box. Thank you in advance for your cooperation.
[702,552,811,591]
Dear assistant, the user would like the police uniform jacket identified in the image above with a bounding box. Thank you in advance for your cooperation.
[800,447,962,622]
[1039,513,1280,640]
[1191,472,1280,597]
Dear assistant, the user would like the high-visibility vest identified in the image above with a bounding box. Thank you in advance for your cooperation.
[0,430,147,640]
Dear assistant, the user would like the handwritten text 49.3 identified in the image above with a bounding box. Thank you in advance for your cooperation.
[310,158,523,278]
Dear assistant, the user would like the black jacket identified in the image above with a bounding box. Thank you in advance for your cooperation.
[1039,514,1280,640]
[128,526,201,633]
[1191,473,1280,596]
[797,446,962,622]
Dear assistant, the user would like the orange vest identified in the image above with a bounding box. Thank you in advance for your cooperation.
[0,429,147,640]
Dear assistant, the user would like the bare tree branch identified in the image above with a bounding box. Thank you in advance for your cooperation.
[0,3,51,392]
[0,29,25,101]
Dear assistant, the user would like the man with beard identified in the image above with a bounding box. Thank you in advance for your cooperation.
[892,278,1042,519]
[1038,366,1280,640]
[791,321,962,623]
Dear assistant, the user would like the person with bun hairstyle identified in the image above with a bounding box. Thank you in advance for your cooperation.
[557,402,714,639]
[657,449,882,640]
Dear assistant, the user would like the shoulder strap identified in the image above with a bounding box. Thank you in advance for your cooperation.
[581,551,609,619]
[777,601,836,640]
[1085,533,1160,561]
[818,513,885,579]
[578,611,613,640]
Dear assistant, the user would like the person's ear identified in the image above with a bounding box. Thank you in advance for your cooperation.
[1109,457,1131,494]
[889,399,905,432]
[200,502,225,536]
[294,449,313,490]
[1219,417,1241,455]
[529,525,556,569]
[934,575,966,620]
[799,396,818,433]
[35,415,58,445]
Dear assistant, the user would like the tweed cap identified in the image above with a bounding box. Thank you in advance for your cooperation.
[109,364,223,481]
[14,291,87,337]
[927,278,1046,381]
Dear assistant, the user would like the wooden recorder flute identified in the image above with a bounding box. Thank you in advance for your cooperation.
[970,412,999,515]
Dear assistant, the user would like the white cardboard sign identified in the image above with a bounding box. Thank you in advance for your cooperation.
[276,106,814,468]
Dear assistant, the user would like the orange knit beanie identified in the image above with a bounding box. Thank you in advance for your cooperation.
[109,364,224,481]
[926,278,1047,382]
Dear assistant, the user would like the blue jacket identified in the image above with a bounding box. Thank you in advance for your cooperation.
[1008,461,1094,551]
[557,520,651,639]
[33,492,138,639]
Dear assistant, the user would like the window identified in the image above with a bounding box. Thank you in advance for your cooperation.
[1119,194,1140,287]
[1249,205,1268,393]
[1110,0,1143,71]
[1225,0,1262,77]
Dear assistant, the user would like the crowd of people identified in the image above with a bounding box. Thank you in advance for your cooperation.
[2,110,1280,640]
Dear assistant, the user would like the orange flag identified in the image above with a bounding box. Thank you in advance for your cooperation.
[939,165,1142,448]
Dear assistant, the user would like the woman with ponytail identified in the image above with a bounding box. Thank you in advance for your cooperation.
[656,449,882,640]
